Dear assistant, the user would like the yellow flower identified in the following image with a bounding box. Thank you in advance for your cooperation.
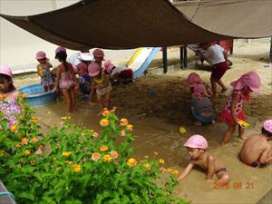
[120,118,128,126]
[21,138,28,145]
[62,151,71,157]
[91,152,101,161]
[31,137,39,143]
[158,159,164,164]
[144,163,151,170]
[172,170,179,175]
[61,116,71,120]
[103,154,112,163]
[126,124,133,131]
[15,144,22,148]
[73,164,81,172]
[127,158,137,167]
[102,109,110,116]
[110,150,119,159]
[24,150,30,156]
[100,145,108,152]
[10,125,18,133]
[100,118,109,127]
[31,117,39,123]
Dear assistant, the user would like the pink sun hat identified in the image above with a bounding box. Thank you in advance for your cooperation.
[88,62,101,77]
[35,51,49,61]
[0,65,12,78]
[263,119,272,134]
[183,134,208,149]
[230,71,261,93]
[187,72,201,87]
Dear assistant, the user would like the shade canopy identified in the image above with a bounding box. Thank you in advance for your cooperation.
[1,0,271,50]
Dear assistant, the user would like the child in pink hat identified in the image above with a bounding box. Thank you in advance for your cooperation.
[0,65,22,128]
[88,62,112,110]
[220,71,261,145]
[178,134,230,185]
[239,119,272,167]
[35,51,54,92]
[186,72,212,97]
[189,83,215,126]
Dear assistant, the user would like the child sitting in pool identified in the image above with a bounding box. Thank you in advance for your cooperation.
[178,134,230,185]
[239,119,272,167]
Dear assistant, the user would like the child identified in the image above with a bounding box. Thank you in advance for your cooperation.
[189,83,215,126]
[35,51,54,92]
[54,47,78,114]
[198,43,228,97]
[178,134,230,185]
[88,61,112,110]
[0,65,22,128]
[104,60,133,85]
[220,71,261,145]
[92,48,105,66]
[187,72,212,97]
[239,119,272,167]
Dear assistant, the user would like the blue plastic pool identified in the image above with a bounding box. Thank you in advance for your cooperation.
[18,84,55,107]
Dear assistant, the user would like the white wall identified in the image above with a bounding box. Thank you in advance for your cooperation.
[0,0,79,69]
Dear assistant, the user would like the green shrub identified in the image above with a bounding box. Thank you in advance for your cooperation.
[0,94,189,204]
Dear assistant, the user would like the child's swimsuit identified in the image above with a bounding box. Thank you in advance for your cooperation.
[59,66,75,89]
[40,65,54,87]
[93,71,112,96]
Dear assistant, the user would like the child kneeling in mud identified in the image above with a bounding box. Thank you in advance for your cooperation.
[178,134,230,185]
[239,119,272,167]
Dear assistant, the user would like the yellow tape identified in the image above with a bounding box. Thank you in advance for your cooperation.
[126,48,143,67]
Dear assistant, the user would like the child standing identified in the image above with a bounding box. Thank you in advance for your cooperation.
[35,51,54,92]
[54,47,77,114]
[0,65,22,128]
[178,134,230,185]
[88,62,112,110]
[220,71,261,145]
[239,119,272,167]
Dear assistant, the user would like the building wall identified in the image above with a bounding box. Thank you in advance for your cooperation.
[0,0,79,69]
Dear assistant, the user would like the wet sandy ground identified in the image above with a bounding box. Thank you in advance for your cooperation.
[13,39,272,204]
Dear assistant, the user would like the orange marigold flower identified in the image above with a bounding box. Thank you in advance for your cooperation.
[91,152,101,161]
[127,158,137,167]
[159,159,164,164]
[102,109,110,116]
[24,150,30,156]
[144,163,151,170]
[93,132,99,138]
[22,93,28,98]
[73,164,81,172]
[35,148,42,155]
[110,150,119,159]
[15,144,22,148]
[21,138,28,145]
[31,137,39,143]
[10,125,18,133]
[62,151,71,157]
[120,130,126,137]
[100,145,108,152]
[126,124,133,131]
[103,154,112,163]
[120,118,128,126]
[172,170,179,175]
[100,118,109,127]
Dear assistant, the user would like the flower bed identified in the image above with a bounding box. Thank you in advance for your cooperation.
[0,94,189,204]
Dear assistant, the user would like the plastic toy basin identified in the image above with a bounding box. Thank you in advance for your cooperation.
[18,84,55,107]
